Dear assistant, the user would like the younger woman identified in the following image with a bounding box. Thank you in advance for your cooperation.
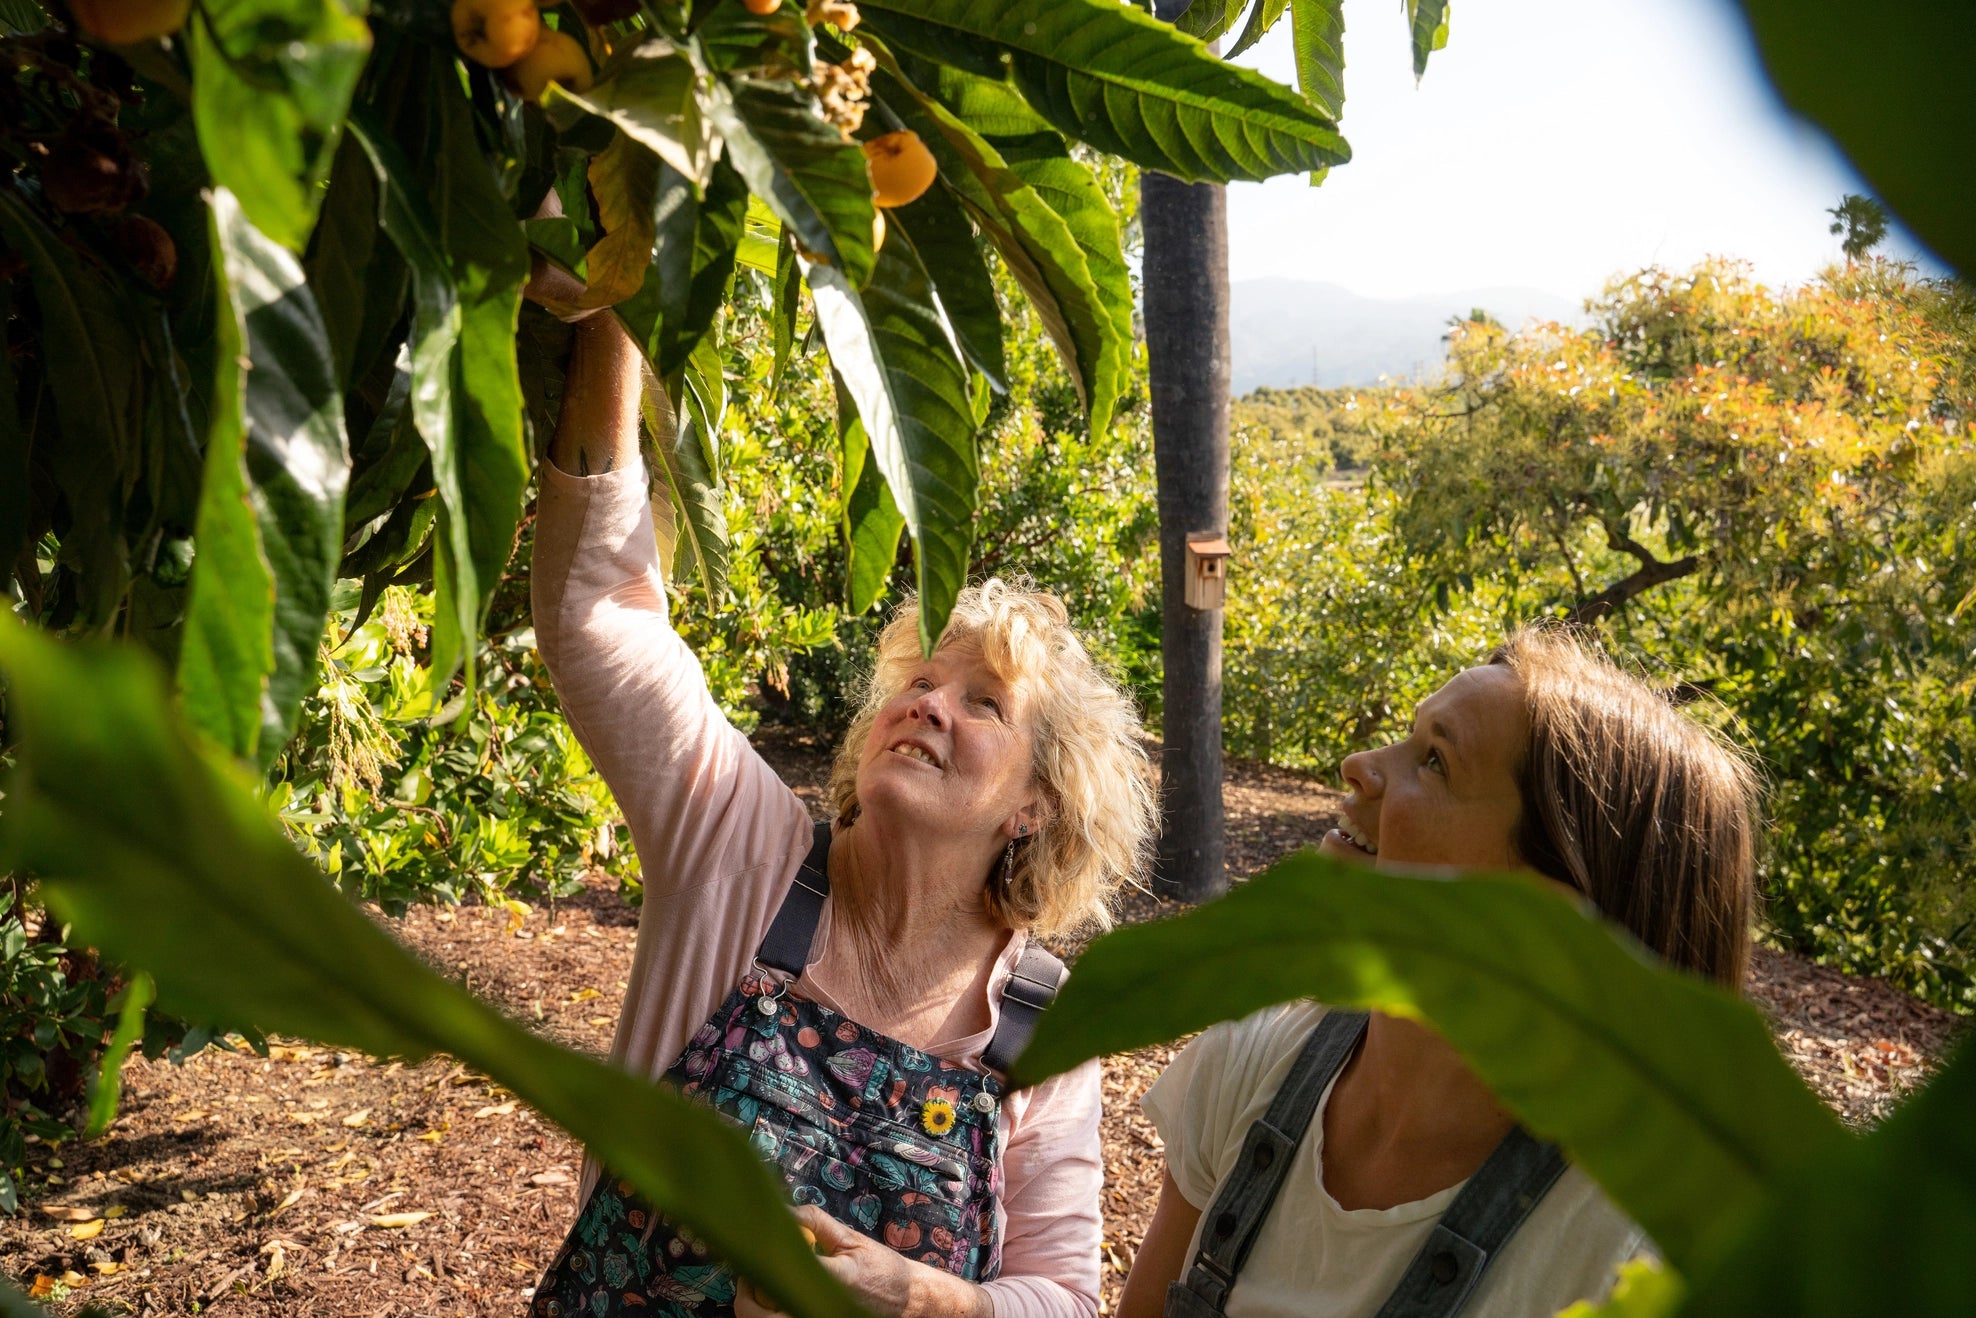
[1120,628,1760,1317]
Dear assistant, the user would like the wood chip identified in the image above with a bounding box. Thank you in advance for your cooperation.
[369,1212,433,1229]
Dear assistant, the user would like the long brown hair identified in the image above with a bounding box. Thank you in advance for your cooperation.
[1490,626,1762,988]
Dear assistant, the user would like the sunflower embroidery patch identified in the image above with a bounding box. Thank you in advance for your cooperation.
[919,1097,957,1137]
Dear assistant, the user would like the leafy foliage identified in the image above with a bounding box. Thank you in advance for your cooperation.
[0,890,212,1217]
[1014,848,1975,1317]
[1012,853,1848,1278]
[1373,261,1976,1008]
[0,620,861,1318]
[269,586,642,913]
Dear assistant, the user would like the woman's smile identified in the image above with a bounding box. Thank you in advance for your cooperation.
[886,739,943,769]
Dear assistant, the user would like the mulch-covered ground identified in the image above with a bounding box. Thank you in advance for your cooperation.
[3,730,1964,1315]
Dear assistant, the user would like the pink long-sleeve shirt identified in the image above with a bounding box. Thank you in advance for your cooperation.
[531,459,1103,1318]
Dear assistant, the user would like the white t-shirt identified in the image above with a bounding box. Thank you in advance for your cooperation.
[1141,1002,1651,1317]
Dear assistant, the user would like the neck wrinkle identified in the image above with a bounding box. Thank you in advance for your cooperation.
[827,820,1008,1024]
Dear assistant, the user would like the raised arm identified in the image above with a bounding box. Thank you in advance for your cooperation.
[526,258,805,907]
[541,290,642,481]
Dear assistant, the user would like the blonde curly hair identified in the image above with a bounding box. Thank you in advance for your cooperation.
[827,578,1156,941]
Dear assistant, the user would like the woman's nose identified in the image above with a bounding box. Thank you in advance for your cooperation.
[909,687,950,728]
[1340,747,1380,797]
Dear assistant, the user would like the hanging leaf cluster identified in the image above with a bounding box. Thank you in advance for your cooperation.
[0,0,1349,779]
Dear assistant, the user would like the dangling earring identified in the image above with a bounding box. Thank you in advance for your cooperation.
[1000,839,1016,890]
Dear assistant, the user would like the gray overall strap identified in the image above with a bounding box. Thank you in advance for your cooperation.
[982,938,1067,1078]
[1371,1125,1569,1318]
[753,824,1066,1079]
[1166,1009,1371,1318]
[754,821,834,976]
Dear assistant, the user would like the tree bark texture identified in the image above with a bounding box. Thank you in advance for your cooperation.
[1141,169,1230,904]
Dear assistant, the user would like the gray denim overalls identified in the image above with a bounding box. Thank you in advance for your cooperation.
[1165,1010,1568,1318]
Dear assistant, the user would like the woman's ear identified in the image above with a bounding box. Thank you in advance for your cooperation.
[1005,808,1043,840]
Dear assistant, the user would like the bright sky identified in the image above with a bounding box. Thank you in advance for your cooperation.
[1224,0,1939,301]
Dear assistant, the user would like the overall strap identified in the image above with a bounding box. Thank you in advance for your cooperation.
[1371,1125,1569,1318]
[755,821,834,977]
[1166,1009,1371,1318]
[982,938,1067,1078]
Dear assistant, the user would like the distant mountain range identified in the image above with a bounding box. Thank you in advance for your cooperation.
[1230,279,1583,394]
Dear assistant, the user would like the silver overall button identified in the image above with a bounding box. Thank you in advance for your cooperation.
[972,1092,998,1115]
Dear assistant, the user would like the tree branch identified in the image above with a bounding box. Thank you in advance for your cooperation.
[1565,525,1699,624]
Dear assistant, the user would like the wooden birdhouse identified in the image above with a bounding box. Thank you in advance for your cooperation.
[1184,534,1231,611]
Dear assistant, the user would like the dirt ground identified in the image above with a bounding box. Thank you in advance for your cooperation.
[3,730,1964,1315]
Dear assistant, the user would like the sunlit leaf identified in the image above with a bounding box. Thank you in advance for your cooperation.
[347,110,476,706]
[177,195,276,762]
[640,373,729,595]
[807,237,977,651]
[984,133,1129,409]
[1405,0,1449,80]
[708,75,877,288]
[1013,852,1849,1278]
[860,0,1350,184]
[1174,0,1241,44]
[544,42,715,188]
[1287,0,1345,121]
[208,188,350,769]
[0,624,861,1318]
[1227,0,1290,60]
[871,59,1122,433]
[559,132,663,315]
[348,68,528,703]
[888,183,1005,393]
[189,0,370,251]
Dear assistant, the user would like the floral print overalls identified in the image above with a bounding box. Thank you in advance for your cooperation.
[532,823,1067,1317]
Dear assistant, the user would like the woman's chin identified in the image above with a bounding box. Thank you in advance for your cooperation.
[851,771,937,829]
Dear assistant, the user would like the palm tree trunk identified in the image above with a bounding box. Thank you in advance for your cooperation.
[1140,166,1230,904]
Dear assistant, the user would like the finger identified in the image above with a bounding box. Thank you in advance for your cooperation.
[733,1279,784,1318]
[530,187,567,222]
[793,1204,862,1253]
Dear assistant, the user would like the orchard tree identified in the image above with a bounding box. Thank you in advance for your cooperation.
[0,0,1350,768]
[6,0,1976,1312]
[1381,258,1976,1006]
[1138,0,1447,902]
[1827,192,1889,262]
[0,0,1356,1281]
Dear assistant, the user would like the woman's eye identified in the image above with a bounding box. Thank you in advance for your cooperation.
[910,676,933,691]
[980,696,1003,716]
[1424,748,1447,775]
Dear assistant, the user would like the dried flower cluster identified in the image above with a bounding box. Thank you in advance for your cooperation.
[806,0,859,30]
[813,42,875,137]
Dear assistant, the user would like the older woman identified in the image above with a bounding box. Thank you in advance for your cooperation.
[1120,628,1759,1317]
[526,308,1156,1318]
